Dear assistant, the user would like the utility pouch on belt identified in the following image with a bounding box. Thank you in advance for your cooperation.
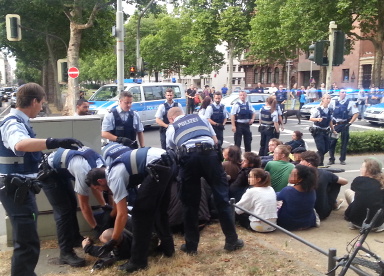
[4,175,42,205]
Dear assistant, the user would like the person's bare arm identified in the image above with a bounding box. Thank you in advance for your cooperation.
[111,199,128,241]
[137,132,145,147]
[14,138,48,152]
[337,176,348,185]
[77,194,98,228]
[101,131,118,142]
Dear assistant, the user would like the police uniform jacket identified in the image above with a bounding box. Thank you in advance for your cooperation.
[230,100,256,123]
[102,106,144,138]
[329,97,358,123]
[204,102,229,124]
[155,101,183,125]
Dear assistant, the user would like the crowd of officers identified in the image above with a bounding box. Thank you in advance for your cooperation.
[0,81,363,275]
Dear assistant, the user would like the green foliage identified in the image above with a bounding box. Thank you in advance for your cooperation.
[15,60,41,84]
[335,130,384,154]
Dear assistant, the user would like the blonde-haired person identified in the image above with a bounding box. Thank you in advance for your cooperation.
[344,158,384,232]
[235,169,277,232]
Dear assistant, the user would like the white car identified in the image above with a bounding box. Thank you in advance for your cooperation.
[221,93,267,122]
[364,103,384,125]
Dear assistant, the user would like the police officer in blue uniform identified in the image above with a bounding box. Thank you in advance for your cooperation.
[230,91,256,152]
[204,91,228,147]
[155,88,183,149]
[41,147,107,267]
[102,142,132,166]
[328,88,359,165]
[85,147,177,273]
[275,85,288,113]
[258,96,280,156]
[166,107,244,254]
[309,94,336,166]
[0,83,83,276]
[102,91,144,148]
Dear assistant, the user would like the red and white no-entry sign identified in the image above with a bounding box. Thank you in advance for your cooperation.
[68,67,79,79]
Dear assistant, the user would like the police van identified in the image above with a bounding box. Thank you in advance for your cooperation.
[88,81,186,127]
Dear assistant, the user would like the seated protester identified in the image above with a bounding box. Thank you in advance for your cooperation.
[82,228,133,260]
[300,151,348,220]
[284,131,305,152]
[261,138,283,168]
[222,145,242,185]
[265,145,295,192]
[291,147,307,165]
[235,169,277,232]
[344,158,384,232]
[277,165,318,231]
[229,152,261,202]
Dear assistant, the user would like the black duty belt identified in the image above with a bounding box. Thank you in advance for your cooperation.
[187,143,214,153]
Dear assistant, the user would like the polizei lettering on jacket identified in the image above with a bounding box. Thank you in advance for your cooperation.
[177,117,199,128]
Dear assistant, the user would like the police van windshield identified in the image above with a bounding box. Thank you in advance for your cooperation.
[89,86,118,101]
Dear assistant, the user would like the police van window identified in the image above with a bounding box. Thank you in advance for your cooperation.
[91,86,117,101]
[127,86,142,102]
[144,86,164,101]
[249,95,266,103]
[164,85,181,98]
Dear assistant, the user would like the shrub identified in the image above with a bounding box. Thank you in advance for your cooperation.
[335,130,384,154]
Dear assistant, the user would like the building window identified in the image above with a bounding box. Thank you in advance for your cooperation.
[267,67,272,84]
[233,65,236,72]
[254,70,259,84]
[260,68,265,83]
[232,78,241,85]
[274,67,279,84]
[342,69,350,82]
[282,66,287,86]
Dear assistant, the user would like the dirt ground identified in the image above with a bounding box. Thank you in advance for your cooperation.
[0,205,382,276]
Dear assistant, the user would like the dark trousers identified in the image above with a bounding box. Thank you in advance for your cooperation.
[159,127,167,150]
[234,122,252,152]
[212,125,224,147]
[259,127,274,156]
[187,101,195,114]
[313,130,330,165]
[0,187,40,276]
[329,124,349,162]
[41,172,82,253]
[179,151,238,251]
[129,163,174,267]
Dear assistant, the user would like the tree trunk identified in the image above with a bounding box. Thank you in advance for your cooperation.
[63,23,82,116]
[45,36,62,109]
[227,42,234,94]
[372,36,383,87]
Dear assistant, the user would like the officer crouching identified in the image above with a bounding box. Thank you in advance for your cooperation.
[166,107,244,255]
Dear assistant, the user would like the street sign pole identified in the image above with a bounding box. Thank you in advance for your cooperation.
[116,0,124,94]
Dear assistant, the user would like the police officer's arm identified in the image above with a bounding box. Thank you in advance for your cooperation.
[349,102,359,124]
[112,198,128,241]
[77,194,98,228]
[249,110,256,125]
[137,131,144,147]
[309,108,322,122]
[156,117,168,128]
[155,105,168,128]
[101,131,118,142]
[14,138,51,152]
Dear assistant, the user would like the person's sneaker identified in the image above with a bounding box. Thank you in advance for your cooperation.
[180,244,197,255]
[373,224,384,233]
[118,261,147,273]
[59,251,86,267]
[224,239,244,251]
[327,160,335,165]
[333,199,344,210]
[340,161,347,165]
[348,222,358,230]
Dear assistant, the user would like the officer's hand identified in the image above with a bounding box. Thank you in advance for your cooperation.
[116,137,133,146]
[46,138,84,150]
[345,123,351,128]
[231,126,236,133]
[318,118,323,122]
[97,239,118,258]
[92,225,103,239]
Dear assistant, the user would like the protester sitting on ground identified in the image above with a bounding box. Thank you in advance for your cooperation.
[229,152,261,202]
[344,158,384,232]
[284,131,305,152]
[277,164,318,231]
[260,138,283,168]
[222,145,242,185]
[264,145,295,192]
[291,147,307,165]
[300,151,348,220]
[235,169,277,232]
[198,96,212,116]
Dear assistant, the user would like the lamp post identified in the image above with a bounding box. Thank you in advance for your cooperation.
[116,0,125,93]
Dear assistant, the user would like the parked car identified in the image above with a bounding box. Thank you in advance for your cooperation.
[299,90,358,119]
[10,92,17,108]
[2,87,14,102]
[221,93,267,122]
[364,103,384,125]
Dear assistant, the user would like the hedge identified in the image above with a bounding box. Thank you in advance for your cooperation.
[335,130,384,154]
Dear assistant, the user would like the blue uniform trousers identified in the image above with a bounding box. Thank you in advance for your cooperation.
[329,123,350,162]
[259,126,275,156]
[312,129,330,166]
[234,122,252,152]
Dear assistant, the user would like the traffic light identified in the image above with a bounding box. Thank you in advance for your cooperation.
[5,14,21,41]
[129,66,136,77]
[333,30,345,66]
[57,59,68,83]
[308,41,328,66]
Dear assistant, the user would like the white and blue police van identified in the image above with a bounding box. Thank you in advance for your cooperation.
[88,80,186,127]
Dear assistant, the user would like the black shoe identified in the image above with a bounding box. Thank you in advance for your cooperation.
[118,262,147,273]
[327,161,335,165]
[224,239,244,251]
[340,161,346,165]
[59,251,86,267]
[180,244,197,255]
